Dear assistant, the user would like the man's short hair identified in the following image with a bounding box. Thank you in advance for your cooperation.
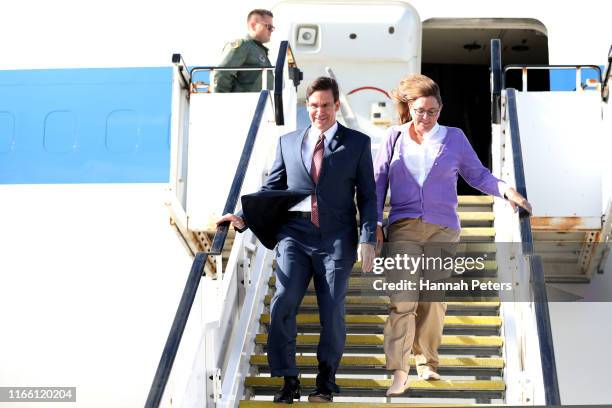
[247,9,273,21]
[306,77,340,102]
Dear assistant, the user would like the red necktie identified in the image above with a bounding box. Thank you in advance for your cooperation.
[310,134,325,227]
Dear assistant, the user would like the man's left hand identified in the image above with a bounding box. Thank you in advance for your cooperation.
[360,243,375,273]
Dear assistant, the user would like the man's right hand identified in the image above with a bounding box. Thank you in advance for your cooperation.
[360,243,375,273]
[216,213,246,231]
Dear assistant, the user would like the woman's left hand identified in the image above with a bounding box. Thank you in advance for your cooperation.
[505,187,533,214]
[375,225,384,255]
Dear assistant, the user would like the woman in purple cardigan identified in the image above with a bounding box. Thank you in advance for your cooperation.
[373,74,531,396]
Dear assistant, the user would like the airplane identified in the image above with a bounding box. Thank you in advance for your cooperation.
[0,0,610,406]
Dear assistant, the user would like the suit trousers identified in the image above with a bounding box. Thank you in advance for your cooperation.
[267,218,354,393]
[382,217,460,375]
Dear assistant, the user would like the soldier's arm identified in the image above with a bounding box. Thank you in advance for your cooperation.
[213,42,249,93]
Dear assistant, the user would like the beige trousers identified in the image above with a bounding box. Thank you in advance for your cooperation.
[382,217,460,375]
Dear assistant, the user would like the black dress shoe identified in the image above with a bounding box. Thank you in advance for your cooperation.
[273,376,301,404]
[307,388,333,403]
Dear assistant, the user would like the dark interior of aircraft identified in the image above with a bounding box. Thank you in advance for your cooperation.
[421,21,549,194]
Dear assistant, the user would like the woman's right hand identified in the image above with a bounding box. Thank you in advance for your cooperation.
[376,225,384,255]
[505,187,533,214]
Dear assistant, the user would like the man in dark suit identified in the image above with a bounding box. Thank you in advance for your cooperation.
[218,77,377,403]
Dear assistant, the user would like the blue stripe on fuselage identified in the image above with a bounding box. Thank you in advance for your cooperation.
[0,67,184,183]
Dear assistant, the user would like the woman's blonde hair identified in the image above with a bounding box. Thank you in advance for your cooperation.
[391,74,442,124]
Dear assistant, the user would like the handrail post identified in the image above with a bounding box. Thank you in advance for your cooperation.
[490,39,502,124]
[274,41,303,126]
[602,44,611,101]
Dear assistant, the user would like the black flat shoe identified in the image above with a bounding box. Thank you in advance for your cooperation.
[273,376,301,404]
[307,388,333,403]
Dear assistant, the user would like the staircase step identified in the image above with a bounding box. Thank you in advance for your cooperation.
[263,295,500,315]
[268,276,503,300]
[251,354,503,368]
[268,274,499,289]
[458,196,494,205]
[264,295,499,308]
[245,376,505,398]
[259,314,501,335]
[254,334,503,355]
[260,314,500,326]
[250,355,503,376]
[458,211,495,221]
[460,227,495,239]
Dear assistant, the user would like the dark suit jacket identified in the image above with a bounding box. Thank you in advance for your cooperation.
[241,189,310,249]
[241,122,378,256]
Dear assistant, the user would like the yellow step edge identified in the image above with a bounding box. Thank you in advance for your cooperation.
[240,402,480,407]
[454,242,498,252]
[458,196,494,205]
[244,377,505,391]
[263,295,500,308]
[459,211,495,221]
[460,227,495,237]
[260,314,502,326]
[250,355,504,368]
[255,334,503,347]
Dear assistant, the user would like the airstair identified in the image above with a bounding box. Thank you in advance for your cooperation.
[144,39,611,407]
[240,196,506,406]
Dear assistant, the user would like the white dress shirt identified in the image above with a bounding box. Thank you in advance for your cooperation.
[400,122,445,186]
[289,121,338,211]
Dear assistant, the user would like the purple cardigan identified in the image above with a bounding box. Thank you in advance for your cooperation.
[373,125,504,231]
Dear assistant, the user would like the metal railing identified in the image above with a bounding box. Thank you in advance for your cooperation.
[171,53,192,89]
[491,37,561,405]
[188,41,302,125]
[274,41,302,126]
[503,64,602,92]
[490,39,502,125]
[190,66,275,95]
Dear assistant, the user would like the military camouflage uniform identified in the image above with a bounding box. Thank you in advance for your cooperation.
[213,35,274,93]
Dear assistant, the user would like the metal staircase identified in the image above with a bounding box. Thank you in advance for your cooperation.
[240,196,506,406]
[147,38,573,407]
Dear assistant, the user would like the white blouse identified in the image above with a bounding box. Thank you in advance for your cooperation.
[399,122,445,186]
